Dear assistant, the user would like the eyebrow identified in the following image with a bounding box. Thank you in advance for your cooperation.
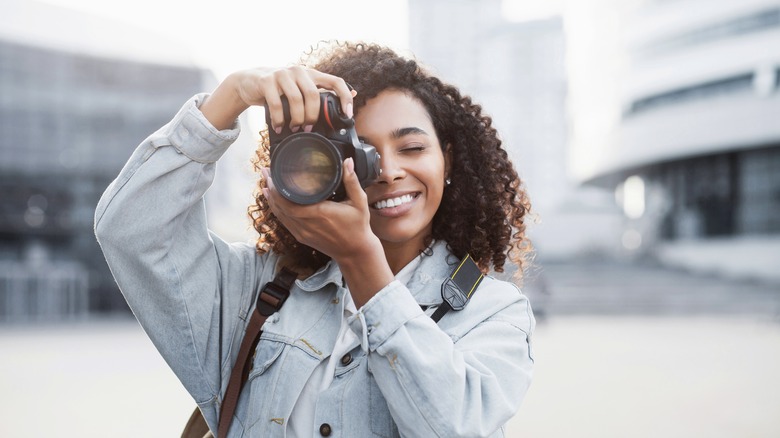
[359,127,428,144]
[392,127,429,139]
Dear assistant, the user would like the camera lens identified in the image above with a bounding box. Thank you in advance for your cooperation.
[271,133,342,204]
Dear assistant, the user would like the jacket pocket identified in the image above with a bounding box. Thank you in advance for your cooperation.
[241,340,286,433]
[369,377,400,438]
[247,338,285,378]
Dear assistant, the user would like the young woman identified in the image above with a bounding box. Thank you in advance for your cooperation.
[96,41,535,437]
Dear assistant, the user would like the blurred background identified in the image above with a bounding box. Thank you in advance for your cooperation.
[1,0,779,436]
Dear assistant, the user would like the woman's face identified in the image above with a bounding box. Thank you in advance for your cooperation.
[356,89,450,254]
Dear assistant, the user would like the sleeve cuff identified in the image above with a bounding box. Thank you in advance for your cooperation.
[348,280,425,352]
[157,93,241,163]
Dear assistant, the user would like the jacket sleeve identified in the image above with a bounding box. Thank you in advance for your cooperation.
[94,94,269,419]
[349,278,535,437]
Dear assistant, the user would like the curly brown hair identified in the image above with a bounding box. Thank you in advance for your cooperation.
[248,41,532,276]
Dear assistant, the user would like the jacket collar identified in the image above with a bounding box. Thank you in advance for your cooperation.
[295,240,461,306]
[296,259,343,292]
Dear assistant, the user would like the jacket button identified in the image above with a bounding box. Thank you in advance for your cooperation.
[340,353,353,366]
[319,423,332,436]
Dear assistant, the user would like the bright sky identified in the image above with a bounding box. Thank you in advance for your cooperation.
[32,0,603,181]
[38,0,412,80]
[33,0,571,146]
[36,0,565,80]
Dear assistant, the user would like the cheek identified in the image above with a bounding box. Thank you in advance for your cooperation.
[431,183,445,207]
[423,165,446,203]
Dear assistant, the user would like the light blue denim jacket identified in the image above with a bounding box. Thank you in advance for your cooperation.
[95,94,535,438]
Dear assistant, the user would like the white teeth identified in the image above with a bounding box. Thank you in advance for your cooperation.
[374,194,414,210]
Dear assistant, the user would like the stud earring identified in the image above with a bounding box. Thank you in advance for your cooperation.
[445,178,451,186]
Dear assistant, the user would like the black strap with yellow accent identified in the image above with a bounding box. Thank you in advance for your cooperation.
[431,254,484,323]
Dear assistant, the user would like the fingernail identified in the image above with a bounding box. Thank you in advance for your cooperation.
[346,103,353,118]
[262,188,270,199]
[274,126,282,134]
[345,157,354,174]
[304,125,313,133]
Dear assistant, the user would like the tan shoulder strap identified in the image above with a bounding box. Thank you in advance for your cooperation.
[216,267,296,437]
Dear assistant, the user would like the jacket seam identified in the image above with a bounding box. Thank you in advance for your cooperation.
[169,165,218,400]
[94,145,153,227]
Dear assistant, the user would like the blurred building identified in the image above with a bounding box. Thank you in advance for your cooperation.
[0,0,216,322]
[566,0,780,282]
[408,0,623,265]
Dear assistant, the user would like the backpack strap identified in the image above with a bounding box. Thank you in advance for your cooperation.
[430,254,484,323]
[217,267,296,438]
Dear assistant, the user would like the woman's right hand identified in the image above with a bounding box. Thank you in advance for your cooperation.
[199,66,354,131]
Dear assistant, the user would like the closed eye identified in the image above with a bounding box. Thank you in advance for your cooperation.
[401,144,426,152]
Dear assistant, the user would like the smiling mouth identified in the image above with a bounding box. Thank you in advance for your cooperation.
[372,193,419,210]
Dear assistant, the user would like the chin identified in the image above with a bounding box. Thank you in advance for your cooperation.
[375,224,431,247]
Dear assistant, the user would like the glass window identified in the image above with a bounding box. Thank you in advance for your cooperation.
[738,147,780,234]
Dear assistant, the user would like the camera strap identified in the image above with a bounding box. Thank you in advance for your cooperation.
[216,267,296,438]
[431,254,484,323]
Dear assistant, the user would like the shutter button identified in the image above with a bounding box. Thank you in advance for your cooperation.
[319,423,332,436]
[340,353,353,366]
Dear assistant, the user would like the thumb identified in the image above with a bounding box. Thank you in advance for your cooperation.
[342,158,366,203]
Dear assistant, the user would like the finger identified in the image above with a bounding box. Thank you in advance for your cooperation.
[260,167,286,216]
[341,158,367,205]
[292,68,322,130]
[262,186,285,223]
[262,187,272,207]
[263,179,290,221]
[311,71,354,118]
[262,84,285,134]
[260,167,272,188]
[275,72,305,132]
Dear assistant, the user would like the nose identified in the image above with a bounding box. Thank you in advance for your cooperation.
[375,152,405,184]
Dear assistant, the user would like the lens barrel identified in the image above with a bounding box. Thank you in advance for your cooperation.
[270,133,343,205]
[266,92,380,204]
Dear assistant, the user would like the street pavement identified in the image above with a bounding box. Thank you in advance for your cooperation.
[506,315,780,437]
[1,261,779,437]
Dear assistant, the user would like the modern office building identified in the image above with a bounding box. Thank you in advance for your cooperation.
[0,0,216,321]
[566,0,780,281]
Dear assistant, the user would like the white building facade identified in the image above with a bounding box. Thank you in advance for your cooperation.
[566,0,780,281]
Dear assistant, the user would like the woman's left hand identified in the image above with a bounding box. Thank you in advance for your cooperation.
[263,158,394,305]
[262,158,371,259]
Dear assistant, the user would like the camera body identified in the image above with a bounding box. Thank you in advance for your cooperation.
[266,92,381,204]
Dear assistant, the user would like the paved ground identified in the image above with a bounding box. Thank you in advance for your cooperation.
[2,315,779,437]
[2,261,779,437]
[505,315,780,438]
[0,319,194,438]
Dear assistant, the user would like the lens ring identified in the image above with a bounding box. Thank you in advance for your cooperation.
[270,133,342,204]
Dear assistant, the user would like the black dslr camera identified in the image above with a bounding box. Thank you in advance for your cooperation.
[265,92,381,204]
